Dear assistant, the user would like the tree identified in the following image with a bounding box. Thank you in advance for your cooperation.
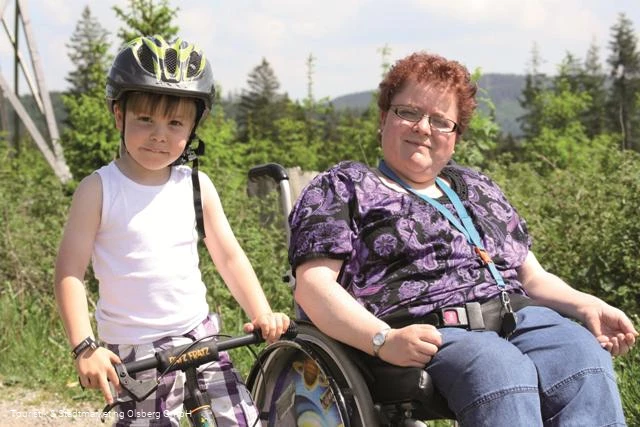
[60,6,119,179]
[518,43,547,140]
[554,52,583,94]
[607,13,640,151]
[580,39,607,137]
[237,58,287,142]
[112,0,179,43]
[305,53,316,105]
[65,6,112,97]
[521,79,593,172]
[456,70,501,169]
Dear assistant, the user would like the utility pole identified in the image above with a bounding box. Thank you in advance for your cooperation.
[0,0,72,182]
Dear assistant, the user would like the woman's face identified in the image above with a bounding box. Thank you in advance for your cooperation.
[379,79,459,188]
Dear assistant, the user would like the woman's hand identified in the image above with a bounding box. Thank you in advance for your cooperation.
[244,312,291,343]
[75,347,121,404]
[378,324,442,367]
[579,300,638,356]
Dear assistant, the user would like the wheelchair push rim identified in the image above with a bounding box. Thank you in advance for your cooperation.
[246,322,378,427]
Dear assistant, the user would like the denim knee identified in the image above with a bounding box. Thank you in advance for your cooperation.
[428,328,541,424]
[513,307,626,426]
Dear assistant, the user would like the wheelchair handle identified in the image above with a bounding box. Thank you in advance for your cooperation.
[248,163,294,242]
[248,163,289,184]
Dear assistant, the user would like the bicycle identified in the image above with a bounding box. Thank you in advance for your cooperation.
[100,321,298,426]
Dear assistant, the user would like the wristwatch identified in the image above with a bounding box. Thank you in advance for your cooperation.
[372,327,391,357]
[71,336,99,359]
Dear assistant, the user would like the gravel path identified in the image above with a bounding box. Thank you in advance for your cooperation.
[0,384,104,426]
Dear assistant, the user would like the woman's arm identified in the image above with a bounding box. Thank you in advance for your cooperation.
[295,258,441,367]
[199,172,288,341]
[518,251,637,355]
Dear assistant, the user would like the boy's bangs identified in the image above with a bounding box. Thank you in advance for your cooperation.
[126,92,197,119]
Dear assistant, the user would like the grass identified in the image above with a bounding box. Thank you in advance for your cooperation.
[0,289,96,406]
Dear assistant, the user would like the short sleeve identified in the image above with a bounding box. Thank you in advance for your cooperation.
[288,163,357,273]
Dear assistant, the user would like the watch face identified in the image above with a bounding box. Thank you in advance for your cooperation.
[373,333,385,346]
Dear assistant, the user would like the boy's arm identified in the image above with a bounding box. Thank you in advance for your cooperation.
[199,172,288,341]
[54,174,120,402]
[55,174,102,346]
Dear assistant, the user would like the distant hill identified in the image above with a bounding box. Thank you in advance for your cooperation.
[330,73,525,136]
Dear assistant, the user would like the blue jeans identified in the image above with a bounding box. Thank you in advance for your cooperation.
[426,306,626,426]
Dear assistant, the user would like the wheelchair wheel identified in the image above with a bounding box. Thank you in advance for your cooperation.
[247,322,378,427]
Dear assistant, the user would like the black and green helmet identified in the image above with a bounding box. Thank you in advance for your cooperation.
[106,35,216,123]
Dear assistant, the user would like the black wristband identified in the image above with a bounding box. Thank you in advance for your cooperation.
[71,337,98,359]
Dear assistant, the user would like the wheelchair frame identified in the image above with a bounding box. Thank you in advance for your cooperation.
[246,163,456,427]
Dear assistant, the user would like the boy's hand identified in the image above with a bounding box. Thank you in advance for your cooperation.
[244,312,290,343]
[75,347,122,404]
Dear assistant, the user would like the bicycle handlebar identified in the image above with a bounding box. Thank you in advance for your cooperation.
[124,321,298,375]
[101,321,298,422]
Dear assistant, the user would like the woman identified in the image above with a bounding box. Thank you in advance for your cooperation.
[288,52,637,426]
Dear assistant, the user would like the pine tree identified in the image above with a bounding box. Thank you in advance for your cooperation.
[61,6,120,179]
[65,6,112,97]
[237,58,287,142]
[112,0,179,44]
[581,39,607,138]
[518,43,547,140]
[607,13,640,150]
[554,52,583,94]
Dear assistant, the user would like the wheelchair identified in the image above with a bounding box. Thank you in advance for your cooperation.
[246,164,456,426]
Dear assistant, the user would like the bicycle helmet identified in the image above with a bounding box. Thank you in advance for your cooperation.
[106,35,215,125]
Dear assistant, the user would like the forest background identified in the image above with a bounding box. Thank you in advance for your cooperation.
[0,0,638,423]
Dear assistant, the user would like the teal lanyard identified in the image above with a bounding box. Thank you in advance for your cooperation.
[378,160,506,291]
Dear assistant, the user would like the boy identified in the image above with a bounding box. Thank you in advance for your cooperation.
[55,35,289,426]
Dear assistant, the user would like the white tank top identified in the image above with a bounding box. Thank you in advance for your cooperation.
[93,162,208,344]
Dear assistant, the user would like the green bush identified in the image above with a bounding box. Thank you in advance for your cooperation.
[487,147,640,313]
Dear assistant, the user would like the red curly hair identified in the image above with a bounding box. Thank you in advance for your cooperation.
[378,52,477,135]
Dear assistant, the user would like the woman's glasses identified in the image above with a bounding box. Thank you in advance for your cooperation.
[391,105,458,133]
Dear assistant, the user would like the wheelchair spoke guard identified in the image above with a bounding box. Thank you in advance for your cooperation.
[247,323,377,427]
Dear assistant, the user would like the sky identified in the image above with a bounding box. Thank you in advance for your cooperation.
[1,0,639,101]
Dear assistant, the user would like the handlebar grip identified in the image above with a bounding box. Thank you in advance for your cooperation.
[217,320,298,352]
[282,320,298,340]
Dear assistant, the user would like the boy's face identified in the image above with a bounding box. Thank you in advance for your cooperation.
[114,94,197,171]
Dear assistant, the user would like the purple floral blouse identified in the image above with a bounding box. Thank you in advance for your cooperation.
[288,161,531,319]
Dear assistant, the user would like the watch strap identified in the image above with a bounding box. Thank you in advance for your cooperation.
[71,336,99,359]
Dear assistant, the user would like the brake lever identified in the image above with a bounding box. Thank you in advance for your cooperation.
[114,363,158,401]
[100,364,158,423]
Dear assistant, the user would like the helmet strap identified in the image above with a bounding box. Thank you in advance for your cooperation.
[117,97,129,158]
[188,136,206,240]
